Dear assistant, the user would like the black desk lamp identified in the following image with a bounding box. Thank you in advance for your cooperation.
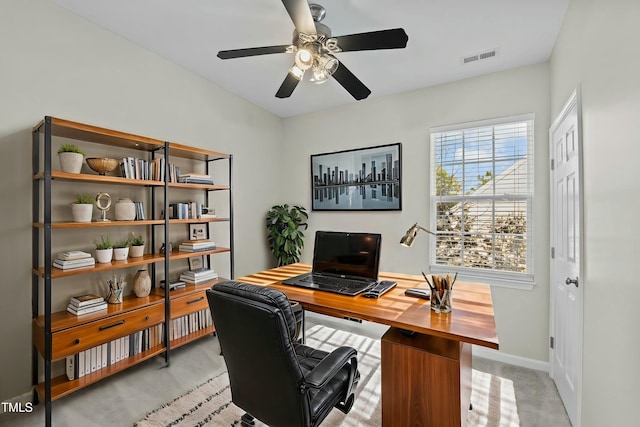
[400,223,436,247]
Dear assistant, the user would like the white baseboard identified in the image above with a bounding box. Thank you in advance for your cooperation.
[472,345,549,372]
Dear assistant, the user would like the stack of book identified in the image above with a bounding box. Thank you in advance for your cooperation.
[178,173,214,185]
[178,239,216,252]
[54,251,95,270]
[179,268,218,284]
[67,293,107,316]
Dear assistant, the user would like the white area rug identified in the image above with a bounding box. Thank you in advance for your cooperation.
[135,325,519,426]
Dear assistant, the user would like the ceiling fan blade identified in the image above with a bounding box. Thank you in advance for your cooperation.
[331,60,371,100]
[275,73,301,98]
[281,0,317,35]
[335,28,408,52]
[218,45,291,60]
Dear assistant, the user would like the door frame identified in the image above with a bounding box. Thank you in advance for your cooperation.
[549,87,584,427]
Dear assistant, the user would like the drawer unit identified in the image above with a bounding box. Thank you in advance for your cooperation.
[171,290,209,319]
[51,303,164,360]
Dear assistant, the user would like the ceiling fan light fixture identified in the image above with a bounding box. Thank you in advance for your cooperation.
[288,64,305,80]
[294,47,314,70]
[310,68,329,84]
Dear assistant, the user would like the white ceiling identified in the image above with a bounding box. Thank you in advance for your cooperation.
[53,0,569,118]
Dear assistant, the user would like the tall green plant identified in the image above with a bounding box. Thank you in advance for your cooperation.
[266,204,308,266]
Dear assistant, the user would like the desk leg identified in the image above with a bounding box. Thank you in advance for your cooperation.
[381,327,472,427]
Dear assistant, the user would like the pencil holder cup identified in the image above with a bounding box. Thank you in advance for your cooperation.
[426,273,456,313]
[107,287,123,304]
[430,287,452,313]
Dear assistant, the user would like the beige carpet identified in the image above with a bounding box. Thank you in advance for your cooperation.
[135,325,519,426]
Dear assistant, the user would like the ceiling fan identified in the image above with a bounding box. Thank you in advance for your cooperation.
[217,0,408,100]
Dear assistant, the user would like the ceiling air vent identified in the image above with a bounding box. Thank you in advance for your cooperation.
[461,48,499,65]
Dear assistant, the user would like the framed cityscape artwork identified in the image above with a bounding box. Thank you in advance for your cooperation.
[310,143,402,211]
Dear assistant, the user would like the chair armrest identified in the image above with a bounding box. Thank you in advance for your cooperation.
[304,346,357,390]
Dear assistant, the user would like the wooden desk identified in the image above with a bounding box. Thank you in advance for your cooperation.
[236,263,499,427]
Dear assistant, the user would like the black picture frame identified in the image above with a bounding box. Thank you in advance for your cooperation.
[188,223,209,240]
[311,143,402,211]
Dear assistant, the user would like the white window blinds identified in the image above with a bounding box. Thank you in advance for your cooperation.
[430,114,534,280]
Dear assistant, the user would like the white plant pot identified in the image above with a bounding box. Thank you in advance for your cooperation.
[71,203,93,223]
[129,245,145,258]
[58,152,84,174]
[113,247,129,261]
[95,248,113,264]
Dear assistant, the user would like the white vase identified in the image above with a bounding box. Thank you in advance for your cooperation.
[95,248,113,263]
[58,152,83,174]
[71,203,93,222]
[129,244,145,258]
[114,198,136,221]
[113,247,129,261]
[133,270,151,297]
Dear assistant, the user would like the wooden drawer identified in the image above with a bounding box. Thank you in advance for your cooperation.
[51,304,164,360]
[171,290,209,319]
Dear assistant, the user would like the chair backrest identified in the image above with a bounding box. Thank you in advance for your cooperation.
[207,281,311,426]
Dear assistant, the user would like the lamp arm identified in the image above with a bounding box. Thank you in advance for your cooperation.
[417,225,437,236]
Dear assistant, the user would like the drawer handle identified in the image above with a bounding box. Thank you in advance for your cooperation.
[99,320,125,331]
[145,315,150,321]
[187,296,205,305]
[75,339,80,344]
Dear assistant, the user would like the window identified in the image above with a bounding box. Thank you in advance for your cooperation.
[430,114,534,284]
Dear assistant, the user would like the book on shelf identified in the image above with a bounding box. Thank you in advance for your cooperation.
[180,269,218,284]
[182,268,217,278]
[178,173,214,185]
[179,239,216,249]
[178,246,216,252]
[69,293,104,307]
[67,301,108,316]
[57,250,92,261]
[53,258,95,270]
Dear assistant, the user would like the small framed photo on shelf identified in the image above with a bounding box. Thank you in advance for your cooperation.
[188,255,208,271]
[189,223,209,240]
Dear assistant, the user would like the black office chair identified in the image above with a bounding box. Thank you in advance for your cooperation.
[207,281,359,427]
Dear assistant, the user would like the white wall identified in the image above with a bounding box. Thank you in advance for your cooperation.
[282,63,551,362]
[0,0,282,401]
[550,0,640,425]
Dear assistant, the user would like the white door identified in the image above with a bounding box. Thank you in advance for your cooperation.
[549,89,583,427]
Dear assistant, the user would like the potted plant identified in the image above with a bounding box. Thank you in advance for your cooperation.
[113,238,130,261]
[57,144,85,174]
[129,233,145,258]
[266,204,308,266]
[94,235,113,263]
[71,193,94,223]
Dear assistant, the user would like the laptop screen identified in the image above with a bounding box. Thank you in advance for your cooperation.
[312,231,382,281]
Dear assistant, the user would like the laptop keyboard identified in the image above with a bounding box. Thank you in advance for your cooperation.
[302,275,371,290]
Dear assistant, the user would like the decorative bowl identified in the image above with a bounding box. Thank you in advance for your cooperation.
[86,157,119,175]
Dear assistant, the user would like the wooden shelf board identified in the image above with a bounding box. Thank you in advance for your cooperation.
[34,117,165,152]
[169,247,231,261]
[168,142,230,161]
[34,219,165,228]
[153,278,228,299]
[36,344,166,401]
[35,254,166,278]
[33,170,165,186]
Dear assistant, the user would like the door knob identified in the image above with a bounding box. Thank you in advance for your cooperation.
[565,277,579,287]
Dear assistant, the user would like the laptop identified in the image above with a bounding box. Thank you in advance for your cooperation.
[281,231,382,296]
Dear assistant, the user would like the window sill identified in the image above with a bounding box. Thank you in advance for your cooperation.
[429,265,535,290]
